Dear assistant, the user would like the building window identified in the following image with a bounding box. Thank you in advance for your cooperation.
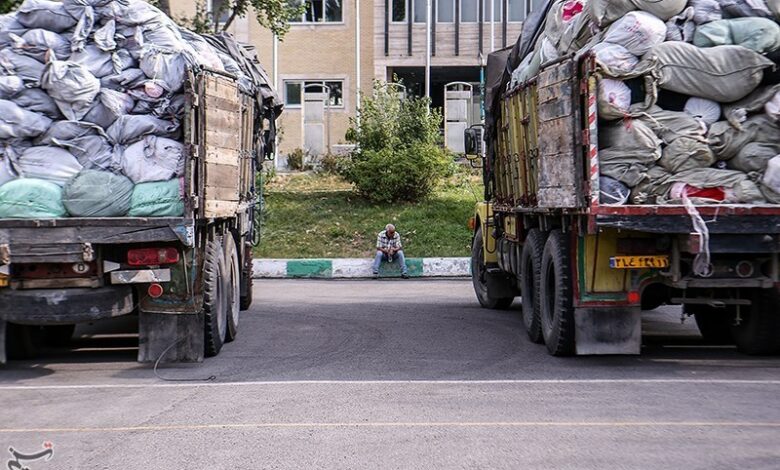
[283,80,344,107]
[437,0,454,22]
[392,0,407,22]
[509,0,526,21]
[413,0,427,22]
[461,0,478,22]
[208,0,232,27]
[284,81,302,107]
[289,0,343,23]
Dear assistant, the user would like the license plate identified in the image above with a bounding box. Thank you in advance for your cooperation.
[609,256,669,269]
[0,276,7,287]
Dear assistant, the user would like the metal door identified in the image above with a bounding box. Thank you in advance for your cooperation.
[445,82,473,154]
[302,84,330,157]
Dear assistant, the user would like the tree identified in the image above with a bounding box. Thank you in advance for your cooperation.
[176,0,304,37]
[0,0,22,14]
[343,81,453,203]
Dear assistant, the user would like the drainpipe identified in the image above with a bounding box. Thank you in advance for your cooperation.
[356,0,361,128]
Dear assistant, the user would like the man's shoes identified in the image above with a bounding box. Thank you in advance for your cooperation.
[373,272,379,279]
[401,273,409,279]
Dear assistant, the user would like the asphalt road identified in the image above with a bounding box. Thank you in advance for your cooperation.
[1,279,779,469]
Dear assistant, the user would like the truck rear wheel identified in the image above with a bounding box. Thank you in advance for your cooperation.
[687,305,734,344]
[224,234,241,343]
[203,237,228,357]
[471,226,513,310]
[520,229,546,344]
[731,289,780,355]
[539,230,576,356]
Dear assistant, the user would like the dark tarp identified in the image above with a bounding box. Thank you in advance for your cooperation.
[201,32,283,119]
[483,0,553,199]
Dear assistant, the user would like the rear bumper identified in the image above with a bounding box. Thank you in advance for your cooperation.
[0,286,134,325]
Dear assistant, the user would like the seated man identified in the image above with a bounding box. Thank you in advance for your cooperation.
[372,223,409,279]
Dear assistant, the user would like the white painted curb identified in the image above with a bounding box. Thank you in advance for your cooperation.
[252,257,471,279]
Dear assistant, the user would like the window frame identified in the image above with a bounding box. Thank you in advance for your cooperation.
[282,79,345,109]
[289,0,345,24]
[390,0,408,23]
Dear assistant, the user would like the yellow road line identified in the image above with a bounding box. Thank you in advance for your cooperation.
[1,422,780,434]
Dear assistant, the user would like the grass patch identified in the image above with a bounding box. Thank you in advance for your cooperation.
[256,169,483,259]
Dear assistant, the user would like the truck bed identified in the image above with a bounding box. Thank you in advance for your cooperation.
[0,218,194,264]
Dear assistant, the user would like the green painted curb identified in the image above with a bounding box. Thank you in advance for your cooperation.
[286,259,333,278]
[376,258,423,278]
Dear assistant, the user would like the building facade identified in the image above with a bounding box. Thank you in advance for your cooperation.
[171,0,530,158]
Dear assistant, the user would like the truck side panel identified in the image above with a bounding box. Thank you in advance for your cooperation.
[201,74,244,218]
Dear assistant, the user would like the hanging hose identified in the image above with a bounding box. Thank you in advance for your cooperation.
[682,192,712,277]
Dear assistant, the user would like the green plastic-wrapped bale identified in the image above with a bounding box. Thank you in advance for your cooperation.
[0,178,67,219]
[129,179,184,217]
[63,170,134,217]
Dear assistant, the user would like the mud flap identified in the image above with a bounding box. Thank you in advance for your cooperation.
[575,307,641,355]
[138,311,205,363]
[486,270,520,299]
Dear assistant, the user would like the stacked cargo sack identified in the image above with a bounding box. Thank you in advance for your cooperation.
[510,0,780,205]
[0,0,259,218]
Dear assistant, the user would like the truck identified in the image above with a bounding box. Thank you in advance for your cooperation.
[465,12,780,356]
[0,64,279,363]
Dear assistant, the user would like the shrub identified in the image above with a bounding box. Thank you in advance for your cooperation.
[319,153,348,175]
[344,81,450,202]
[287,148,306,171]
[346,143,451,203]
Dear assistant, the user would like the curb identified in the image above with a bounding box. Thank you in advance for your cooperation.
[252,258,471,279]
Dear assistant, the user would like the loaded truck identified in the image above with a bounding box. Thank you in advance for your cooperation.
[0,63,279,363]
[465,5,780,356]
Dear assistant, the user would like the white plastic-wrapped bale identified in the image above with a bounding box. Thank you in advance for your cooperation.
[598,118,662,187]
[603,11,667,56]
[40,56,101,120]
[0,75,24,99]
[35,121,118,172]
[107,114,180,146]
[120,135,184,184]
[82,89,135,129]
[0,99,52,139]
[586,0,687,26]
[591,42,639,77]
[637,42,774,103]
[0,48,46,84]
[10,29,71,61]
[16,0,77,33]
[14,145,83,186]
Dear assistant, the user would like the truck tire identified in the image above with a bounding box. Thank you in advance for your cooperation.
[539,230,576,356]
[43,324,76,347]
[224,234,241,343]
[520,229,546,344]
[731,288,780,355]
[203,237,229,357]
[686,305,734,344]
[7,323,43,360]
[471,226,514,310]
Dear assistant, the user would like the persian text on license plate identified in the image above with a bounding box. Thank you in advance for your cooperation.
[609,256,669,269]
